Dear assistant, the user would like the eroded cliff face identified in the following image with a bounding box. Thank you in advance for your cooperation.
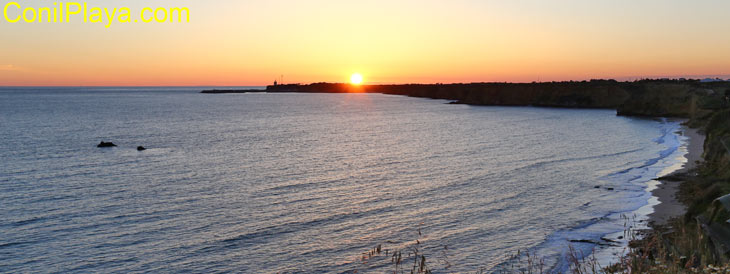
[703,110,730,179]
[615,83,697,117]
[615,82,730,118]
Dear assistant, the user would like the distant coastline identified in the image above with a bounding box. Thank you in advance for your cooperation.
[203,79,730,118]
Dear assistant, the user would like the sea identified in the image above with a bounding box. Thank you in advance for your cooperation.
[0,87,688,273]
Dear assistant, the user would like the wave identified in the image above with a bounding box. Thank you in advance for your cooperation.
[492,120,685,273]
[201,205,396,254]
[509,148,645,174]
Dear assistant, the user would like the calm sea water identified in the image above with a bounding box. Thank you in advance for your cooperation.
[0,87,683,273]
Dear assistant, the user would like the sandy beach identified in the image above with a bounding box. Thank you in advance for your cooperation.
[649,125,705,226]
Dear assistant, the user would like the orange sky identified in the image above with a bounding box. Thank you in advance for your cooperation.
[1,0,730,86]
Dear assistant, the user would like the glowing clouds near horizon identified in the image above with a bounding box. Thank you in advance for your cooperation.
[350,73,364,85]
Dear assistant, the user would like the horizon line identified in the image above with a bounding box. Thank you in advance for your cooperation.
[2,76,730,88]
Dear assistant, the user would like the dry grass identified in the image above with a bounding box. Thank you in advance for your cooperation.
[600,217,724,273]
[352,216,725,273]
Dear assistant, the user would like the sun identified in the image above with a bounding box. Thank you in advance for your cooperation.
[350,73,364,85]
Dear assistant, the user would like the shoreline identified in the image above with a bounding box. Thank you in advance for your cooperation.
[648,124,705,226]
[591,120,690,268]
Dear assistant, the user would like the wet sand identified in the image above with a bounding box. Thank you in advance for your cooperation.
[649,125,705,226]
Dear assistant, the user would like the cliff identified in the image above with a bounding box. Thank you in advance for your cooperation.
[703,109,730,179]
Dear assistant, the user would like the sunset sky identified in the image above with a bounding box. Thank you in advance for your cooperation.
[2,0,730,86]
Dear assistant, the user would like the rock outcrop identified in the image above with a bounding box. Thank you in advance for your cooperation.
[97,141,117,148]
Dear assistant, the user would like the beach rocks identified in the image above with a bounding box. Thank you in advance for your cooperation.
[97,141,117,148]
[594,185,616,191]
[97,141,147,151]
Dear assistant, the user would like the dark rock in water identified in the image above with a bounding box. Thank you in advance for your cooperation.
[97,141,117,148]
[570,239,599,244]
[137,146,146,151]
